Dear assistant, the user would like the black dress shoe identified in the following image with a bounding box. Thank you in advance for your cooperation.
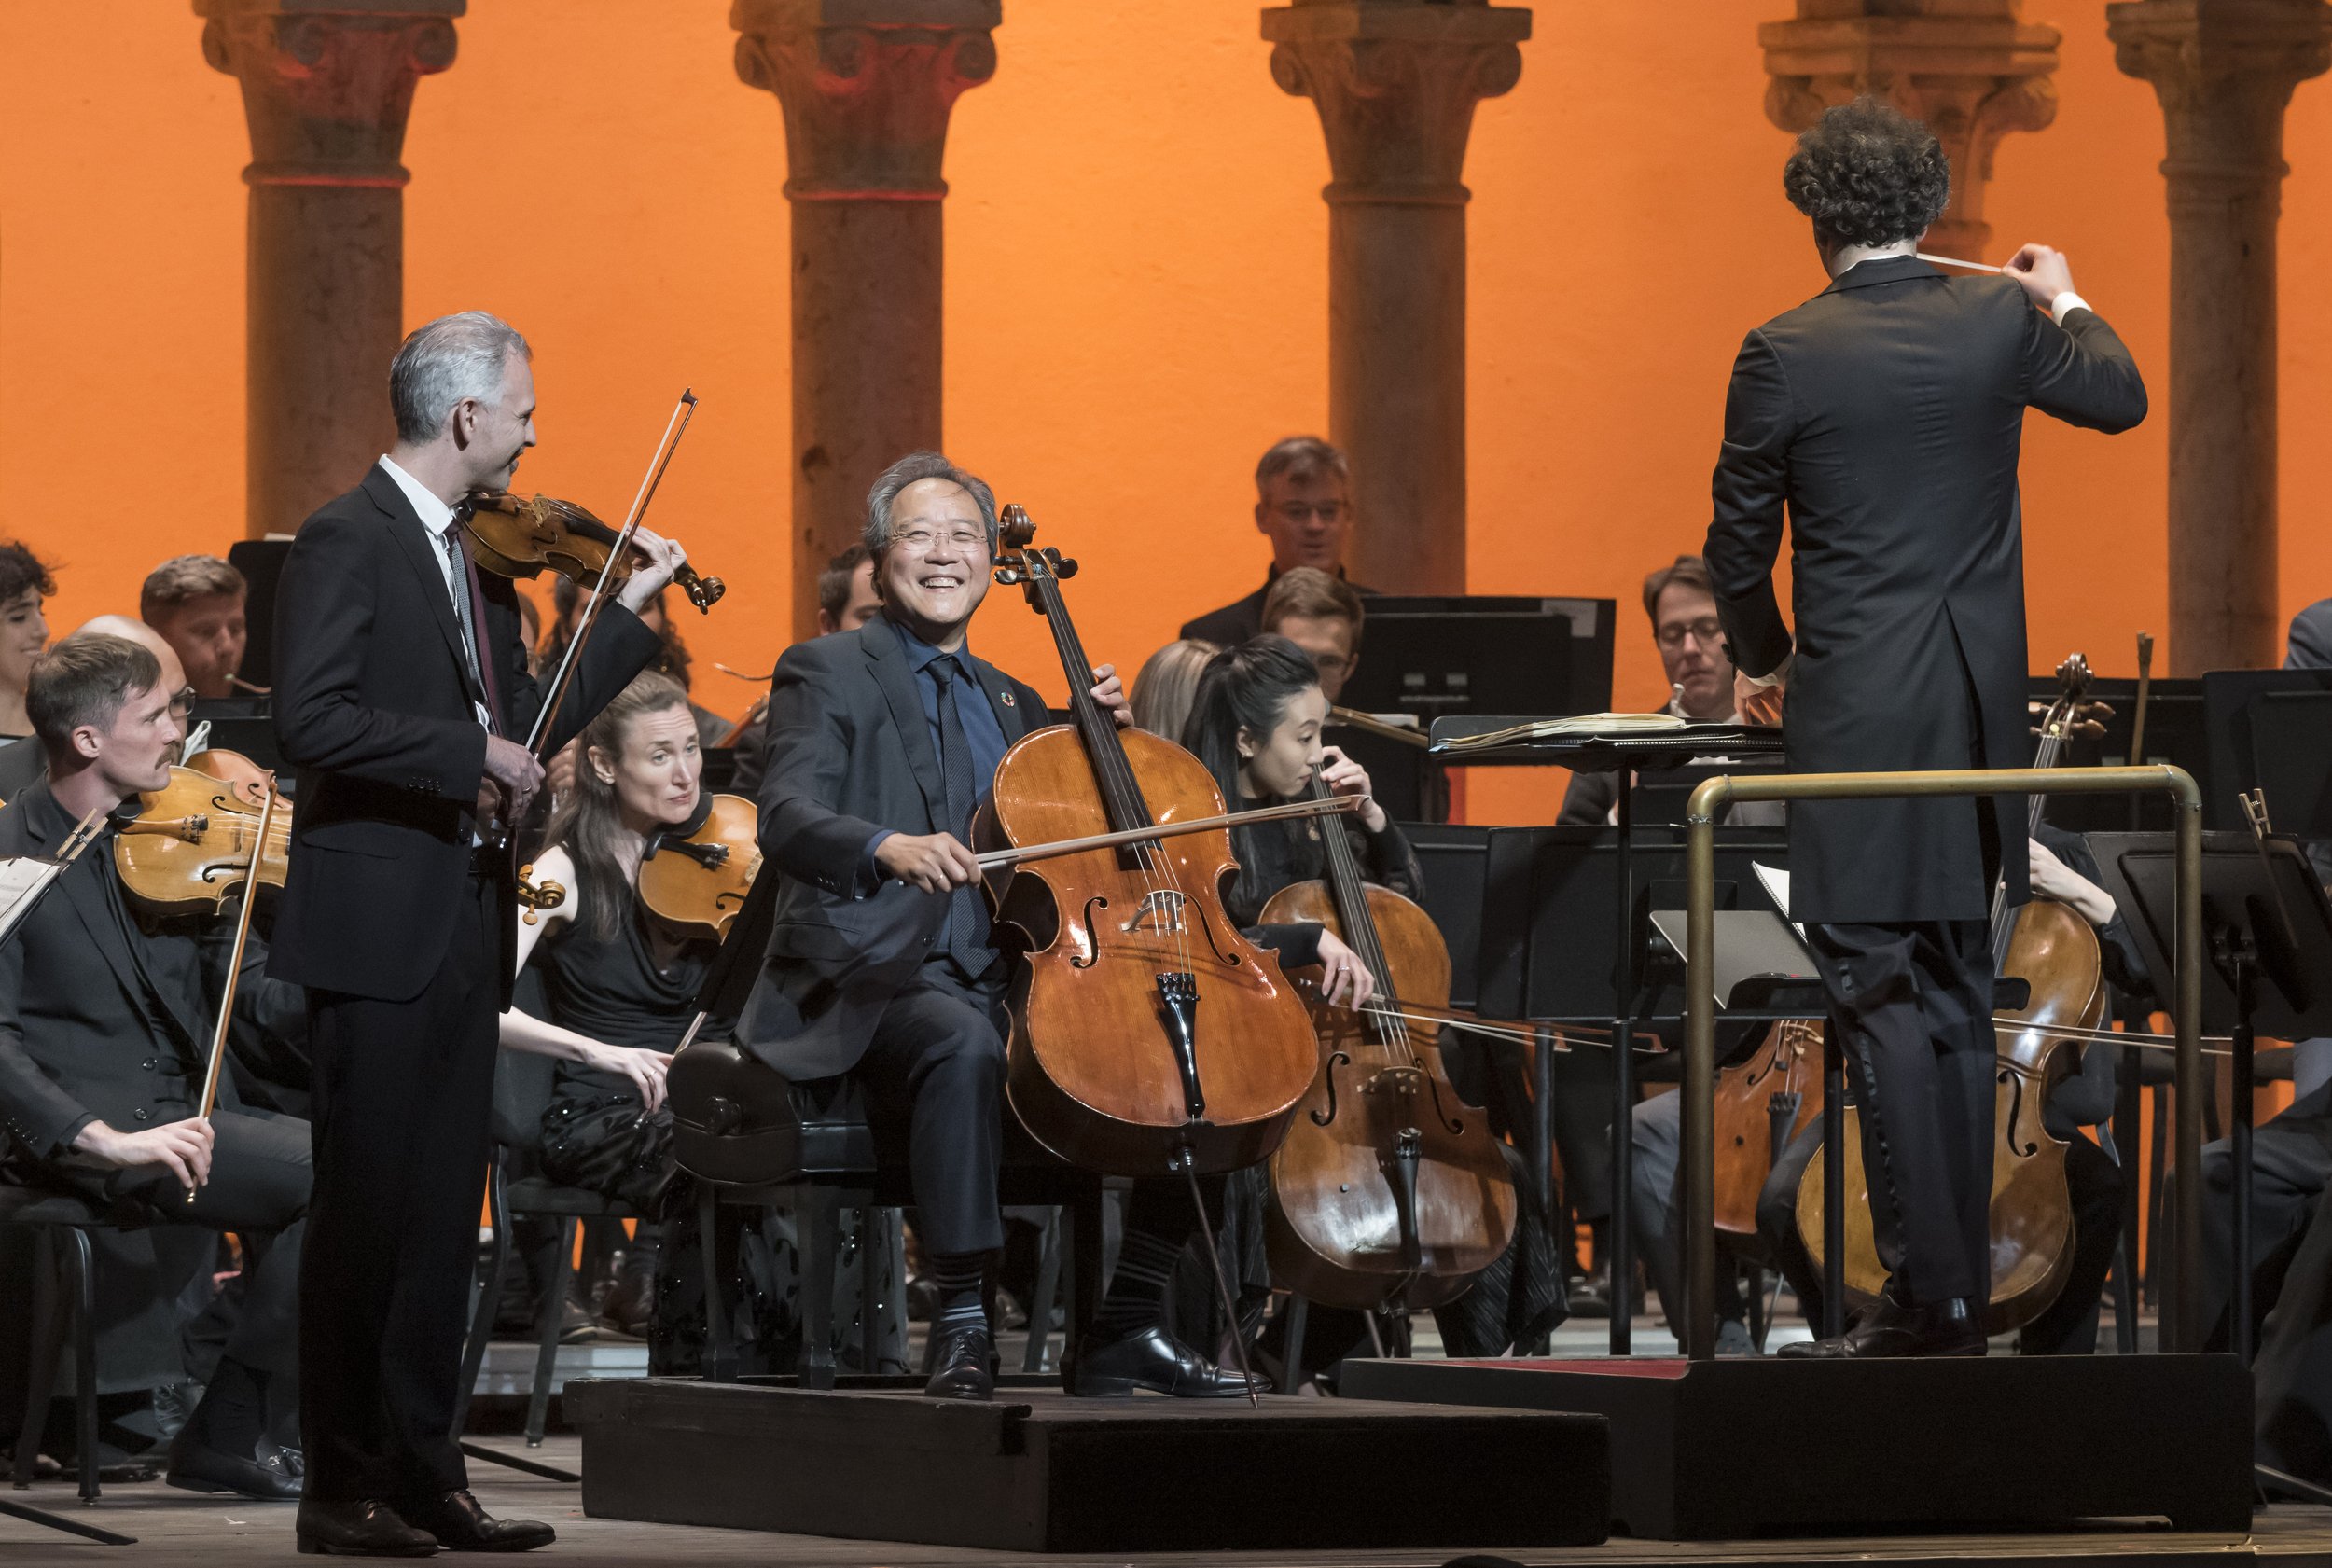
[924,1323,996,1400]
[1066,1326,1265,1398]
[399,1490,554,1553]
[167,1432,303,1500]
[295,1497,437,1557]
[1778,1295,1986,1359]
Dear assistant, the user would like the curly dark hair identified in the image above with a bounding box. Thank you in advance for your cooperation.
[0,540,56,606]
[1783,97,1950,249]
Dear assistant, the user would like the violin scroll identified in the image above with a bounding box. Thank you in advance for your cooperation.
[517,865,568,927]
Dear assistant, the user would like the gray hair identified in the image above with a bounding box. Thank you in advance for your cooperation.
[389,311,532,444]
[862,451,999,560]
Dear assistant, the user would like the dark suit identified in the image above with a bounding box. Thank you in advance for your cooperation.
[1179,565,1373,648]
[1705,258,2145,1305]
[735,615,1050,1256]
[0,781,310,1399]
[271,463,659,1504]
[2290,598,2332,671]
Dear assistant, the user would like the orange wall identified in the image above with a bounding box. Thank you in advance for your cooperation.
[3,2,2328,824]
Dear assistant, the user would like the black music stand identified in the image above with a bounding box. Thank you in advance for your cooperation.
[2090,828,2332,1364]
[1433,719,1786,1354]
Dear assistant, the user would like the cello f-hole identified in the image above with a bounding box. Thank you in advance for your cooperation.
[1312,1051,1352,1127]
[1072,896,1109,970]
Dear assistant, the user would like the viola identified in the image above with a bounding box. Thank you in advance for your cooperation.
[116,755,291,914]
[979,506,1320,1180]
[1259,775,1516,1318]
[1797,653,2101,1334]
[639,793,762,942]
[462,489,726,614]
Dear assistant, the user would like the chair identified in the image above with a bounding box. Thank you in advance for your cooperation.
[673,1044,1103,1387]
[1,1184,139,1547]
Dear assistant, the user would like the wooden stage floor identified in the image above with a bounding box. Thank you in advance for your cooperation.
[9,1438,2332,1566]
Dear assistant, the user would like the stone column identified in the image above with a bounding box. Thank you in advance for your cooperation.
[1761,1,2060,263]
[198,1,462,538]
[1262,0,1529,594]
[2112,0,2331,673]
[732,0,999,640]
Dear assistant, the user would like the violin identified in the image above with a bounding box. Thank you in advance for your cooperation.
[638,793,762,941]
[461,489,727,615]
[1259,775,1516,1319]
[116,754,292,913]
[979,506,1320,1180]
[1797,653,2100,1334]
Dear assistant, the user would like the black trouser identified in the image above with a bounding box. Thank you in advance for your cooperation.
[2172,1082,2332,1352]
[300,869,500,1506]
[105,1109,312,1385]
[850,964,1006,1258]
[1805,920,1995,1306]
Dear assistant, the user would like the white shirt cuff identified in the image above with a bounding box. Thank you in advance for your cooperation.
[2049,290,2089,324]
[1742,653,1793,689]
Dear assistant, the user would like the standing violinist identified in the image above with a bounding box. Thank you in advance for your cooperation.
[0,632,311,1498]
[1706,99,2145,1358]
[270,311,685,1556]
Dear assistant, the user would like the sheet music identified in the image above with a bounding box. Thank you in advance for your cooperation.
[0,856,61,946]
[1754,861,1806,941]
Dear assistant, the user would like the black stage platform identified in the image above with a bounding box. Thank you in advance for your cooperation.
[564,1377,1611,1553]
[1340,1355,2254,1540]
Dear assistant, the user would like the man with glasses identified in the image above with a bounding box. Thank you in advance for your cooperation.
[1181,436,1373,646]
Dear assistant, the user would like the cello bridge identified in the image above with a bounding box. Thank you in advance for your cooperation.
[1119,890,1188,936]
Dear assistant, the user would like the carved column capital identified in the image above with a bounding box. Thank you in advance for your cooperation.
[731,0,1000,202]
[196,0,462,190]
[2109,0,2332,205]
[1761,1,2059,256]
[1262,0,1531,207]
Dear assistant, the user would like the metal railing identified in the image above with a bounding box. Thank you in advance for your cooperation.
[1679,765,2204,1361]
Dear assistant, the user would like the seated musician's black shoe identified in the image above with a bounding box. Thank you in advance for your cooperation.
[923,1323,997,1401]
[1778,1294,1986,1359]
[399,1489,555,1552]
[294,1497,438,1556]
[166,1430,303,1500]
[1066,1325,1266,1398]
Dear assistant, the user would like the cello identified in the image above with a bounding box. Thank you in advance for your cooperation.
[1711,1018,1824,1238]
[1259,776,1517,1317]
[1796,654,2103,1334]
[979,506,1321,1182]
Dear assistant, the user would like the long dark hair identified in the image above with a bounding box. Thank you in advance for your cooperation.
[1180,636,1323,922]
[543,670,694,941]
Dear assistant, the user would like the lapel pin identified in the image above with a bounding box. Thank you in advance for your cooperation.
[999,690,1016,707]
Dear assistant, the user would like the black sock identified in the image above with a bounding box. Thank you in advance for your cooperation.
[1095,1225,1183,1338]
[927,1252,988,1336]
[187,1355,266,1455]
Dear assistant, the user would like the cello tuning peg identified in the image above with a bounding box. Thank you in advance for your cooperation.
[1054,556,1080,579]
[2073,719,2108,739]
[2075,700,2115,722]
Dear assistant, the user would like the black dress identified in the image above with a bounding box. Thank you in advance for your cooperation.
[535,906,710,1209]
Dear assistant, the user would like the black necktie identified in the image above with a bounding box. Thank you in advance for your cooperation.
[926,657,992,978]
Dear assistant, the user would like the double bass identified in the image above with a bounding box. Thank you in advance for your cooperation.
[979,506,1320,1180]
[1259,776,1516,1315]
[1797,654,2103,1333]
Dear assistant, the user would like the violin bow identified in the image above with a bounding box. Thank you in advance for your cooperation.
[524,389,700,761]
[187,779,281,1201]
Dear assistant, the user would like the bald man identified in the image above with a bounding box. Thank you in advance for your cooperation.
[0,617,193,802]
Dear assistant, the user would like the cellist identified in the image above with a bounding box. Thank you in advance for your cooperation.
[734,452,1377,1404]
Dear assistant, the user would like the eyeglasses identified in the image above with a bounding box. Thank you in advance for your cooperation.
[892,527,989,556]
[168,686,198,720]
[1655,617,1725,651]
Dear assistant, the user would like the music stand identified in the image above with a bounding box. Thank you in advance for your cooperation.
[1339,597,1615,723]
[2089,828,2332,1363]
[2202,669,2332,836]
[1435,719,1786,1354]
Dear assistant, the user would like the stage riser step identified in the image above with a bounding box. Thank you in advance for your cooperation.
[566,1377,1609,1553]
[1340,1354,2255,1541]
